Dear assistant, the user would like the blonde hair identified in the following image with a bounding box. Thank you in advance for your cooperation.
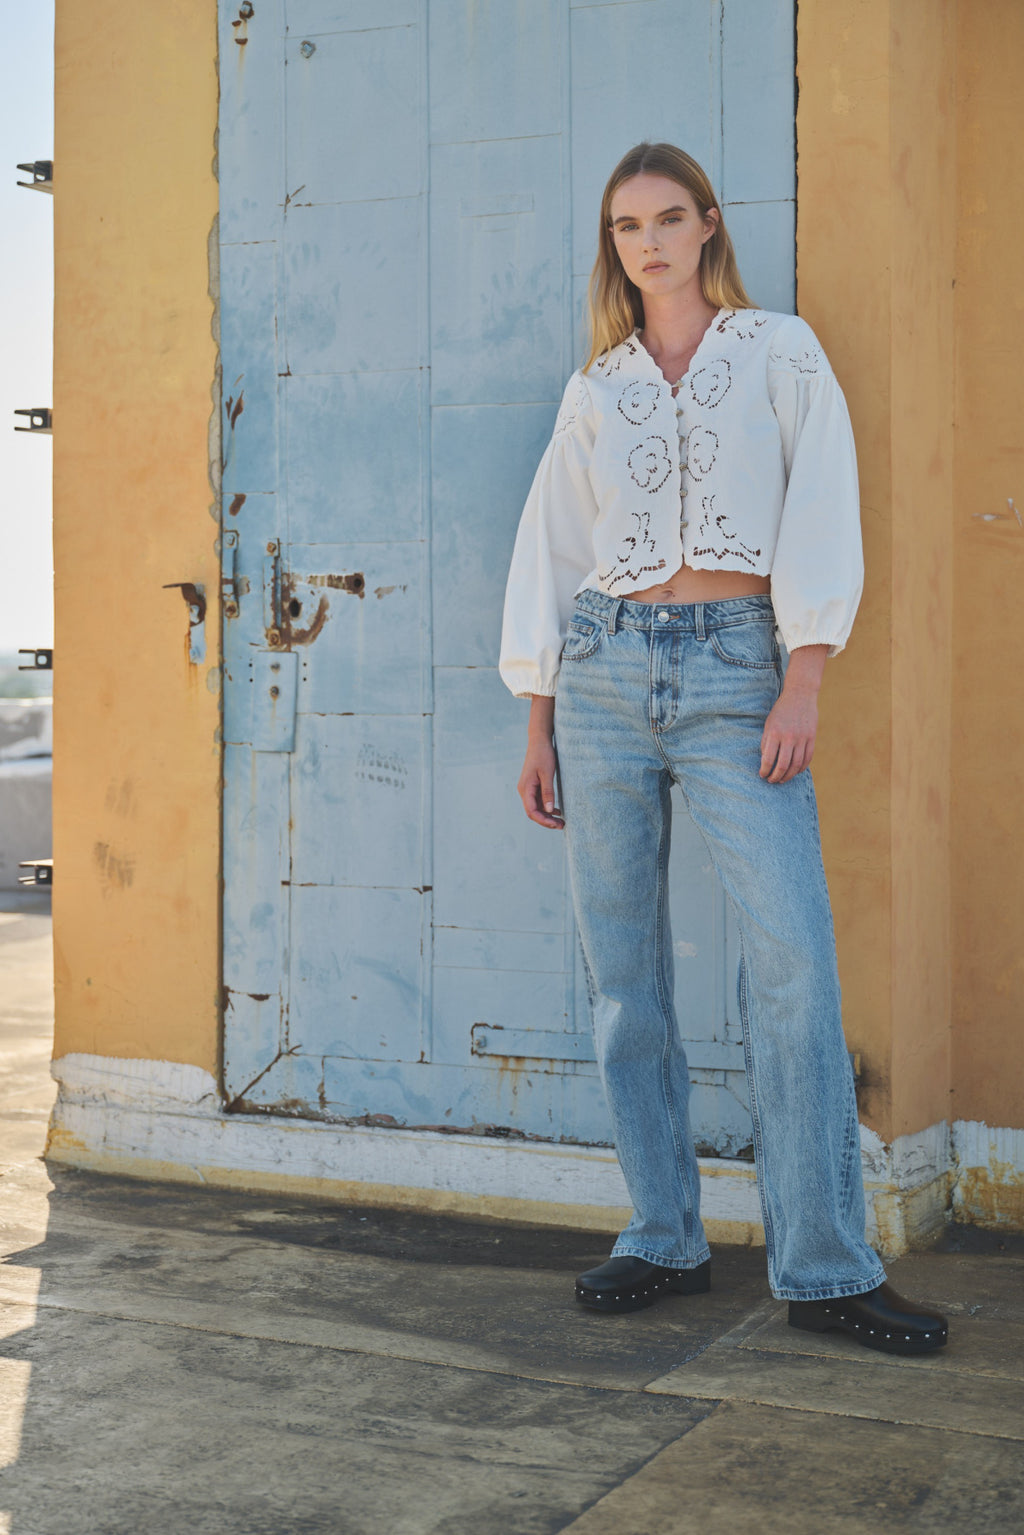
[583,142,753,374]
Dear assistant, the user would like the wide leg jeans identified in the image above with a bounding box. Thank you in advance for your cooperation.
[554,590,885,1301]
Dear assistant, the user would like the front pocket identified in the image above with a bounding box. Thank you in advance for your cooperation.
[708,619,779,669]
[561,618,603,662]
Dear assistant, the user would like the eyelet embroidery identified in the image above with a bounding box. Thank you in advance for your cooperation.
[769,338,827,375]
[596,337,639,376]
[690,494,762,569]
[684,425,719,481]
[627,435,673,493]
[598,502,668,591]
[689,359,732,408]
[553,374,590,439]
[715,308,769,341]
[616,380,661,426]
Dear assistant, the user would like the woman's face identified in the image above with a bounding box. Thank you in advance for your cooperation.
[608,173,718,301]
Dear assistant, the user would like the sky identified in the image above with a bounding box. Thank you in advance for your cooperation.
[0,1,54,654]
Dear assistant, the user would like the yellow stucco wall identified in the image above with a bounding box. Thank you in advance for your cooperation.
[951,0,1024,1132]
[800,0,1024,1150]
[52,1,221,1074]
[796,0,898,1140]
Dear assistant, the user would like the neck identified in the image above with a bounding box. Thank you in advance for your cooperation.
[638,286,718,361]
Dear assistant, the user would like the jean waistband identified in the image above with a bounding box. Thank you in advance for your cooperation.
[573,588,775,635]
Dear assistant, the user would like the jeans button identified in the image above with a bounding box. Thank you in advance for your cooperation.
[657,610,670,622]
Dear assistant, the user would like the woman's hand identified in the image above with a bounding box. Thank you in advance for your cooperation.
[518,696,564,828]
[759,644,828,784]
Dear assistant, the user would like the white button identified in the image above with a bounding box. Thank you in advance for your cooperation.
[658,610,670,622]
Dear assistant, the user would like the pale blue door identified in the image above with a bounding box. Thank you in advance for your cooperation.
[218,0,795,1154]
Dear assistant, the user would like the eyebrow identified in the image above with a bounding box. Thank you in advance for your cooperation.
[610,206,687,226]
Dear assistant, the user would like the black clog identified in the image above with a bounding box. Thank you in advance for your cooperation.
[576,1255,711,1313]
[788,1281,948,1355]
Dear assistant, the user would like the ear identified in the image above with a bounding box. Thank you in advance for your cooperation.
[702,207,720,245]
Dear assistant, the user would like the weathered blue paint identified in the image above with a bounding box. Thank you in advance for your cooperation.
[218,0,795,1153]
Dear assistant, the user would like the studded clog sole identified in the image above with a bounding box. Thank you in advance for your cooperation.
[788,1298,948,1355]
[576,1260,711,1314]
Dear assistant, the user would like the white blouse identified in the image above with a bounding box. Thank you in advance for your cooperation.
[499,308,863,699]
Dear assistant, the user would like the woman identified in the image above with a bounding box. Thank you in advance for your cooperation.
[499,142,947,1356]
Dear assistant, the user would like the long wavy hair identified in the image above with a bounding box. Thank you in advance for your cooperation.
[583,142,753,374]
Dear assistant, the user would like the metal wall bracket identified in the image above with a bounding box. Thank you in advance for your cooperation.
[19,860,53,886]
[16,161,53,193]
[18,648,52,671]
[14,408,52,434]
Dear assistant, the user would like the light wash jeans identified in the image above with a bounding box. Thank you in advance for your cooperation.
[554,590,886,1302]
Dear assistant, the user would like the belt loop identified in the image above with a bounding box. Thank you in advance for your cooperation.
[606,598,621,636]
[695,602,706,641]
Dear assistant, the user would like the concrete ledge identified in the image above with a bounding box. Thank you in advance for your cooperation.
[46,1053,763,1239]
[46,1054,1024,1252]
[860,1121,954,1253]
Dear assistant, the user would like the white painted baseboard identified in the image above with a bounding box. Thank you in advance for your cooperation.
[47,1053,1024,1255]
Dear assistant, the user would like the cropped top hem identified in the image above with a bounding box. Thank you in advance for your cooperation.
[499,308,863,699]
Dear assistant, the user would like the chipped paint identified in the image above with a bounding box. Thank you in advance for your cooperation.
[230,0,253,51]
[224,388,244,431]
[162,581,207,663]
[46,1053,759,1235]
[952,1122,1024,1230]
[280,574,329,646]
[306,571,365,597]
[50,1056,1024,1250]
[971,498,1023,527]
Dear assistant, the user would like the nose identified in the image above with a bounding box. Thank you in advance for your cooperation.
[642,226,660,252]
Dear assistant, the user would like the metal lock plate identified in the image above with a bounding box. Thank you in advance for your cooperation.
[251,650,298,752]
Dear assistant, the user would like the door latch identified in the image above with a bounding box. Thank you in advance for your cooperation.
[221,529,240,618]
[264,539,282,646]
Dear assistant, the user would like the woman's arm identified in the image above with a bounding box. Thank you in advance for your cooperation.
[517,695,564,829]
[759,643,828,784]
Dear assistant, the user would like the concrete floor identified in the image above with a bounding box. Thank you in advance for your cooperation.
[0,895,1022,1534]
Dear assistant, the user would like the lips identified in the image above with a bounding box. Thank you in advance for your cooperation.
[643,262,668,272]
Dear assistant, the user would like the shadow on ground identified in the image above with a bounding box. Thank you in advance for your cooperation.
[0,1161,1021,1534]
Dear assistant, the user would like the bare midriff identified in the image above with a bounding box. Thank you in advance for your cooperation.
[621,563,771,604]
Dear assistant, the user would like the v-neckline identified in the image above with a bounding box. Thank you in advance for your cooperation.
[633,308,727,394]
